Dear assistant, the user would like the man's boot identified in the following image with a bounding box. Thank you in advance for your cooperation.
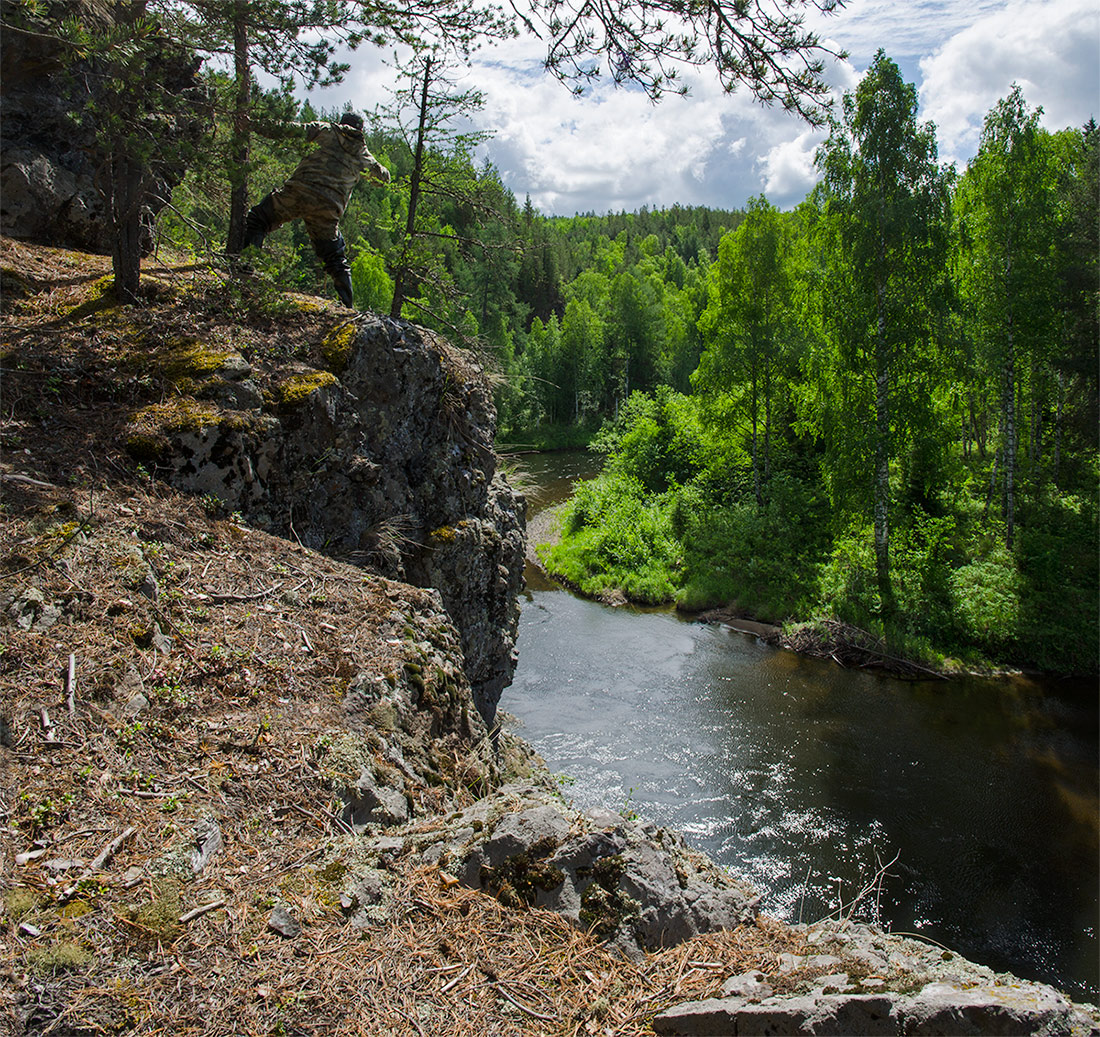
[315,234,355,308]
[242,194,276,251]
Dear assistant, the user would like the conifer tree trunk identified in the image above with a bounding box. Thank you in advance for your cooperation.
[391,55,432,319]
[226,7,251,255]
[111,144,144,305]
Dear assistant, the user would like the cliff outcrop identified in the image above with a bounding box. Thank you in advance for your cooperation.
[120,310,525,726]
[2,240,1096,1035]
[0,1,205,254]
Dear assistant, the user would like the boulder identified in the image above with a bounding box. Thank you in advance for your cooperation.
[422,784,759,959]
[653,922,1100,1036]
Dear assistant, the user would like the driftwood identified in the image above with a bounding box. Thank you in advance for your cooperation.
[781,619,947,680]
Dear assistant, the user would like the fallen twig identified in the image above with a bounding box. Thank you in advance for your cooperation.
[440,963,474,993]
[492,981,559,1022]
[179,899,226,924]
[65,652,77,715]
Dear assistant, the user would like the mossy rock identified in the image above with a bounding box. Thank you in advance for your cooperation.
[162,340,234,382]
[430,526,457,545]
[125,399,262,462]
[319,321,359,373]
[275,370,338,408]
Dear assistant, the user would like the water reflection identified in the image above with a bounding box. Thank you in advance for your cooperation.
[504,453,1100,1001]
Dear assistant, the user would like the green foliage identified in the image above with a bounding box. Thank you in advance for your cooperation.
[147,38,1094,676]
[540,473,681,604]
[676,475,829,620]
[350,244,394,313]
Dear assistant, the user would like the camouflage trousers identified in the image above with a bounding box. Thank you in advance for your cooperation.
[267,179,343,243]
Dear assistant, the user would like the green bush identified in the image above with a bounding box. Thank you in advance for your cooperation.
[540,473,681,604]
[948,545,1021,654]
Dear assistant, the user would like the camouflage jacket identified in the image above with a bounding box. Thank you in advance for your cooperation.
[267,121,389,214]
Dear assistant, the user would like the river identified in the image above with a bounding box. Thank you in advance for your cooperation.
[502,450,1100,1002]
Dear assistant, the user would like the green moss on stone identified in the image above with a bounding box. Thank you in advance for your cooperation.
[276,371,338,408]
[320,322,358,373]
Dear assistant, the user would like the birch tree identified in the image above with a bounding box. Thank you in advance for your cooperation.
[812,51,951,612]
[954,87,1058,547]
[696,196,790,507]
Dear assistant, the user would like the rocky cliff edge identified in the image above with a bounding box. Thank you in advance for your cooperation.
[2,240,1097,1035]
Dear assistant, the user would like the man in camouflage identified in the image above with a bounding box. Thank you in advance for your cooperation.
[242,111,390,308]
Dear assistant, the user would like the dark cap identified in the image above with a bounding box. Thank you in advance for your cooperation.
[339,111,364,131]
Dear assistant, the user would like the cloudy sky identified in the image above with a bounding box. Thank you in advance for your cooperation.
[307,0,1099,215]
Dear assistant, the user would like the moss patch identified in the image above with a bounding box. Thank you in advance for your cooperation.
[28,939,94,975]
[319,321,358,373]
[275,370,338,408]
[482,838,566,909]
[579,854,640,939]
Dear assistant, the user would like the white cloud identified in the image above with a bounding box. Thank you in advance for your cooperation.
[756,130,825,204]
[919,0,1099,164]
[297,1,1099,215]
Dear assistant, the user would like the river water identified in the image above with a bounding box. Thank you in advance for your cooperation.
[502,451,1100,1002]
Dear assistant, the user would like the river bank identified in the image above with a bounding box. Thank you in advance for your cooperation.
[9,469,1096,1035]
[528,482,1050,682]
[513,450,1099,1005]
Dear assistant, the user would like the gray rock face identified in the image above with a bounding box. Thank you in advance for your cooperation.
[653,922,1100,1036]
[419,784,759,960]
[342,765,409,828]
[127,314,525,725]
[1,4,205,253]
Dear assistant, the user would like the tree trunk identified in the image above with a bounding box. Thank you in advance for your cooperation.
[111,144,144,305]
[984,448,999,524]
[763,347,772,485]
[873,272,893,614]
[970,393,987,459]
[1001,235,1017,549]
[1003,325,1017,549]
[1053,368,1065,487]
[750,342,761,509]
[391,55,432,319]
[226,9,251,255]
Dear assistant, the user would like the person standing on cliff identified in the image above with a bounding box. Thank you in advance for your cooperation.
[240,111,390,309]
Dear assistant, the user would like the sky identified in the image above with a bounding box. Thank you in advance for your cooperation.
[304,0,1100,216]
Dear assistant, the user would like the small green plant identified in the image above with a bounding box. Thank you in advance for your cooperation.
[117,720,144,753]
[16,791,71,835]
